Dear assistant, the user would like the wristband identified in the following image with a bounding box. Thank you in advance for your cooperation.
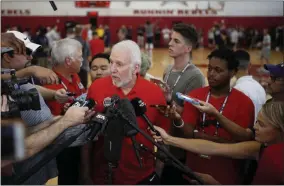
[173,119,184,128]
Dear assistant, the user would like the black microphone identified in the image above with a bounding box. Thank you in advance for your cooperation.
[103,114,125,165]
[117,98,144,167]
[49,1,57,11]
[86,112,108,141]
[103,95,124,166]
[131,97,160,135]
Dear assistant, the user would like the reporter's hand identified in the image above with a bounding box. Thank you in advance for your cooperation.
[83,109,96,123]
[54,88,69,104]
[28,66,59,85]
[62,106,89,127]
[155,103,181,120]
[150,125,171,145]
[1,33,26,55]
[192,100,219,116]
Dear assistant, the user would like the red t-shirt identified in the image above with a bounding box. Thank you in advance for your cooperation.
[44,71,86,116]
[252,143,284,185]
[81,28,88,41]
[182,86,255,184]
[87,76,170,184]
[89,38,105,57]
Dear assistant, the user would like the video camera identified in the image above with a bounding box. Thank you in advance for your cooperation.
[1,69,41,118]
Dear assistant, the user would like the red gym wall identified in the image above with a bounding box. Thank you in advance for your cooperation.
[2,16,284,46]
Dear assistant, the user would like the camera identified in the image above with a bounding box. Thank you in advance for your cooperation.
[1,69,41,118]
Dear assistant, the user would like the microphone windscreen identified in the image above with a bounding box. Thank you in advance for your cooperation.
[118,98,139,136]
[103,116,125,164]
[130,97,147,116]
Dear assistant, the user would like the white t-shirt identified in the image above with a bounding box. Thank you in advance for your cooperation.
[230,30,239,43]
[263,34,271,50]
[234,76,266,123]
[162,28,171,40]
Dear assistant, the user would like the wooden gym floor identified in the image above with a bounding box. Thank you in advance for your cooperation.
[148,48,283,78]
[46,47,282,185]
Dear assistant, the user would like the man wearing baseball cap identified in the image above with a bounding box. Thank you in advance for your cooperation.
[264,62,284,102]
[7,30,41,55]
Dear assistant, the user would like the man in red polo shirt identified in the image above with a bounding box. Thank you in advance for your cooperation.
[164,48,255,184]
[44,38,86,116]
[43,38,86,185]
[85,40,170,184]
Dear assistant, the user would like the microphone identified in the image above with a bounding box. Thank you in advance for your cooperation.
[49,1,57,11]
[131,97,160,135]
[117,99,205,185]
[86,112,108,141]
[103,113,125,165]
[117,98,144,167]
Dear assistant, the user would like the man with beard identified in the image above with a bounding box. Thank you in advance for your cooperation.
[164,48,255,184]
[85,40,170,185]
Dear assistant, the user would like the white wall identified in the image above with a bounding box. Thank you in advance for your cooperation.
[1,1,283,16]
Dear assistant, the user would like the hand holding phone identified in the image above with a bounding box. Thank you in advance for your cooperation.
[176,92,201,106]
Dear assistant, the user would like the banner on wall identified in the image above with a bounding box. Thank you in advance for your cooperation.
[133,9,218,16]
[1,9,31,16]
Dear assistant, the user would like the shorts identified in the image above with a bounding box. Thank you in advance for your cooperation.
[146,36,154,44]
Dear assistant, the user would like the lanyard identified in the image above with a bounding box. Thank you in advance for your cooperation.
[201,88,232,136]
[164,63,190,90]
[60,79,84,96]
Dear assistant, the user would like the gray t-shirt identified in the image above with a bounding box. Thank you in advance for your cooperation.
[163,63,205,159]
[145,24,154,37]
[163,63,205,107]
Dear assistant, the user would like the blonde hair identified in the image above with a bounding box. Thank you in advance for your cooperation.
[261,101,284,133]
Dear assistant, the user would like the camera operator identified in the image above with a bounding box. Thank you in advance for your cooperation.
[1,31,93,185]
[3,31,69,104]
